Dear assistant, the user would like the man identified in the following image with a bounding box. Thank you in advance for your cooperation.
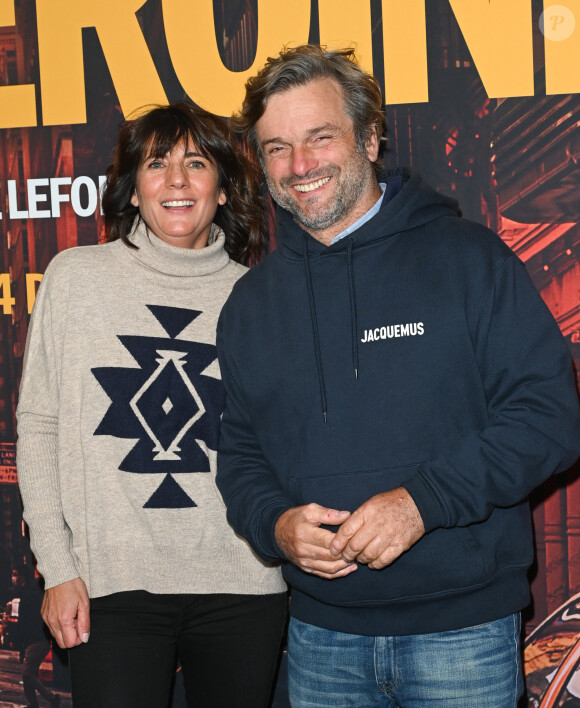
[216,45,580,706]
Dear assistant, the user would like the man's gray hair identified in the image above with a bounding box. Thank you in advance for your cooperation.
[231,45,385,168]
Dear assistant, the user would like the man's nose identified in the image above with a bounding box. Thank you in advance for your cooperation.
[291,146,318,176]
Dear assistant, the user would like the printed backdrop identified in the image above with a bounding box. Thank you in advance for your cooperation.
[0,1,579,706]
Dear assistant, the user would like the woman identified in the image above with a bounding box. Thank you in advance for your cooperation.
[16,102,287,708]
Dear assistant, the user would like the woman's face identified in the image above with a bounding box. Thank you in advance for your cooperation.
[130,138,227,249]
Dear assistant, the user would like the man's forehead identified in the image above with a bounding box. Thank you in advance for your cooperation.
[263,77,346,113]
[256,77,351,140]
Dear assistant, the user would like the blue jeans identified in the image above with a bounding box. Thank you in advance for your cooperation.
[287,614,523,707]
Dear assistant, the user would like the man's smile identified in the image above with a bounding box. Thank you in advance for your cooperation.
[293,177,331,193]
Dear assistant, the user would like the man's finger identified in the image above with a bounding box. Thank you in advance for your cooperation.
[329,513,364,555]
[290,531,338,562]
[309,563,358,580]
[295,540,355,565]
[367,542,409,570]
[344,529,391,564]
[301,557,358,574]
[319,508,351,524]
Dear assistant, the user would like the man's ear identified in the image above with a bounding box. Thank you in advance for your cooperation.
[365,126,380,163]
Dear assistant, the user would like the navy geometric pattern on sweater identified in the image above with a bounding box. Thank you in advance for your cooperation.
[92,304,224,508]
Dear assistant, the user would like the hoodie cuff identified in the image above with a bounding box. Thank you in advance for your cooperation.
[403,471,447,534]
[257,498,295,562]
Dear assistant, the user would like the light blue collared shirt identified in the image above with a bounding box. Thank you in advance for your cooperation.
[330,183,387,245]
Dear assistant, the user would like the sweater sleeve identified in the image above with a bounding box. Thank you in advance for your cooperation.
[16,263,80,589]
[404,255,580,533]
[216,308,295,563]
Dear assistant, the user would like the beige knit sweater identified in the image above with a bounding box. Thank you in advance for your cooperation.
[17,221,285,598]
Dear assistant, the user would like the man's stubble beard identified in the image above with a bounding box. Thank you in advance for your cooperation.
[265,147,376,235]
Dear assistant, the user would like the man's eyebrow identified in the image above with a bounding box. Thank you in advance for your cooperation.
[260,136,289,149]
[306,123,338,136]
[261,123,339,148]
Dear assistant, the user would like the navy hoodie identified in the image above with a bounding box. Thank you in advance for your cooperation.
[217,169,580,636]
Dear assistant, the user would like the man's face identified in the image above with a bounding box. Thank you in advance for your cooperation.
[255,77,381,245]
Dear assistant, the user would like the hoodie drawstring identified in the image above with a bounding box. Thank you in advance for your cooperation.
[302,233,328,423]
[347,237,359,380]
[302,234,361,424]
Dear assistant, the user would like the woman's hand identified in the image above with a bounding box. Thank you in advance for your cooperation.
[41,577,90,649]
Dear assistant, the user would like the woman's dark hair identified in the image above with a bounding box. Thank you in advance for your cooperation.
[102,101,267,265]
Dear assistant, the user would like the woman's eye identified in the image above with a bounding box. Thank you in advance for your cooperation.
[188,160,205,168]
[147,160,164,168]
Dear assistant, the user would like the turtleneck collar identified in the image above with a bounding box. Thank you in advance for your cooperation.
[124,220,231,277]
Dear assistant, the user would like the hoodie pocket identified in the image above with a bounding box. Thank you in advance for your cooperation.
[286,464,519,604]
[288,462,425,512]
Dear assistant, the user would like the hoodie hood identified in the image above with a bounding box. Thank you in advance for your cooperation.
[275,168,460,259]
